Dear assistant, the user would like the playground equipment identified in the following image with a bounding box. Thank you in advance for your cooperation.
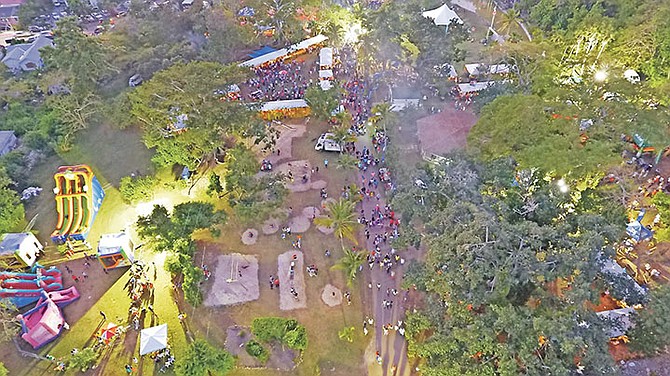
[626,209,653,243]
[622,133,670,163]
[0,232,43,268]
[50,165,105,244]
[16,288,78,350]
[97,232,135,270]
[0,266,63,308]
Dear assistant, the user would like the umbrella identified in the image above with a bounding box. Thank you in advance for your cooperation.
[98,322,119,343]
[140,324,168,355]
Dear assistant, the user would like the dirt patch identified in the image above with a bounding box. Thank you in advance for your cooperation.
[311,180,328,190]
[321,284,343,307]
[203,253,259,307]
[224,326,296,371]
[278,251,307,310]
[262,218,280,235]
[260,122,307,165]
[287,215,311,233]
[275,159,313,193]
[416,105,478,156]
[241,228,259,245]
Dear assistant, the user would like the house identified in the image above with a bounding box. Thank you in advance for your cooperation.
[0,232,43,267]
[0,0,22,30]
[0,130,17,155]
[2,35,53,72]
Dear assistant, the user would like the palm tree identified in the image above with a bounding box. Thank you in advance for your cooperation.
[332,248,367,286]
[328,123,357,154]
[336,154,359,171]
[314,198,359,250]
[370,102,397,134]
[499,9,522,36]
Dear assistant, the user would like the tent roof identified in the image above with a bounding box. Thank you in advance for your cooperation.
[319,80,333,90]
[319,69,333,78]
[140,323,168,355]
[596,307,635,338]
[319,47,333,66]
[289,34,328,52]
[457,81,494,93]
[422,4,463,28]
[239,48,289,67]
[260,99,309,112]
[248,46,276,58]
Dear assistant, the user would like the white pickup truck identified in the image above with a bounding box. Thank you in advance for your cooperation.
[314,133,342,152]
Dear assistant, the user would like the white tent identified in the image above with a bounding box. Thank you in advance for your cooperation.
[319,69,333,80]
[260,99,309,112]
[422,4,463,31]
[139,324,168,355]
[457,81,494,94]
[319,47,333,68]
[319,80,333,91]
[239,48,289,67]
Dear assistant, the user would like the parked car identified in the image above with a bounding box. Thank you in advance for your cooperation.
[314,133,342,152]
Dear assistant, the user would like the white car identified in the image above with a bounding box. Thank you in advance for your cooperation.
[315,133,342,152]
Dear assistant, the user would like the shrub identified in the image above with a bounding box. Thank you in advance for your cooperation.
[177,340,234,376]
[119,175,157,204]
[251,317,307,351]
[245,340,269,363]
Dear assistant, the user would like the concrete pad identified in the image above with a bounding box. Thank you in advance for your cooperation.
[287,215,311,233]
[320,198,336,209]
[260,122,306,165]
[321,284,342,307]
[262,218,280,235]
[241,228,259,245]
[204,253,259,307]
[278,251,306,311]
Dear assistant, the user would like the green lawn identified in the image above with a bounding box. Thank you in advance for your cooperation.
[40,251,188,376]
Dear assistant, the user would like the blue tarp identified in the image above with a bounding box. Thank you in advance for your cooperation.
[238,6,255,17]
[248,46,277,58]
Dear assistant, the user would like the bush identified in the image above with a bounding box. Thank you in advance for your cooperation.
[119,175,157,204]
[177,340,234,376]
[182,264,203,307]
[251,317,307,351]
[0,362,7,376]
[245,340,269,363]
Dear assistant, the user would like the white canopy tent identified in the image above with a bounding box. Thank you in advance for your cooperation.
[139,324,168,355]
[319,69,334,80]
[422,4,463,31]
[319,80,333,91]
[260,99,309,112]
[319,47,333,68]
[457,81,494,94]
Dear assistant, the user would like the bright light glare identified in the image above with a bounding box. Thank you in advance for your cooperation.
[594,70,608,82]
[557,179,569,193]
[343,23,365,44]
[135,198,172,216]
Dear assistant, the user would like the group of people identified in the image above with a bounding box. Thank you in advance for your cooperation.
[125,261,156,331]
[248,60,311,101]
[342,77,372,134]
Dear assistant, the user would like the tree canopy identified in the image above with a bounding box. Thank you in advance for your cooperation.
[393,154,630,375]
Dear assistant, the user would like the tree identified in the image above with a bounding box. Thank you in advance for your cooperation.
[393,154,627,375]
[42,17,117,93]
[370,102,396,134]
[629,285,670,355]
[206,173,224,198]
[68,347,98,372]
[337,326,355,343]
[314,198,359,250]
[0,172,25,234]
[468,94,623,177]
[128,61,257,169]
[177,340,234,376]
[332,248,366,287]
[119,175,158,204]
[499,8,522,36]
[0,299,20,343]
[304,84,340,121]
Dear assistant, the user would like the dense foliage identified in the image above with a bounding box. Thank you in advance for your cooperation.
[177,339,234,376]
[137,203,224,306]
[392,154,629,375]
[251,317,308,351]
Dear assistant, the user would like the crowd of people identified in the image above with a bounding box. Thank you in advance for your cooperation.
[248,60,311,101]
